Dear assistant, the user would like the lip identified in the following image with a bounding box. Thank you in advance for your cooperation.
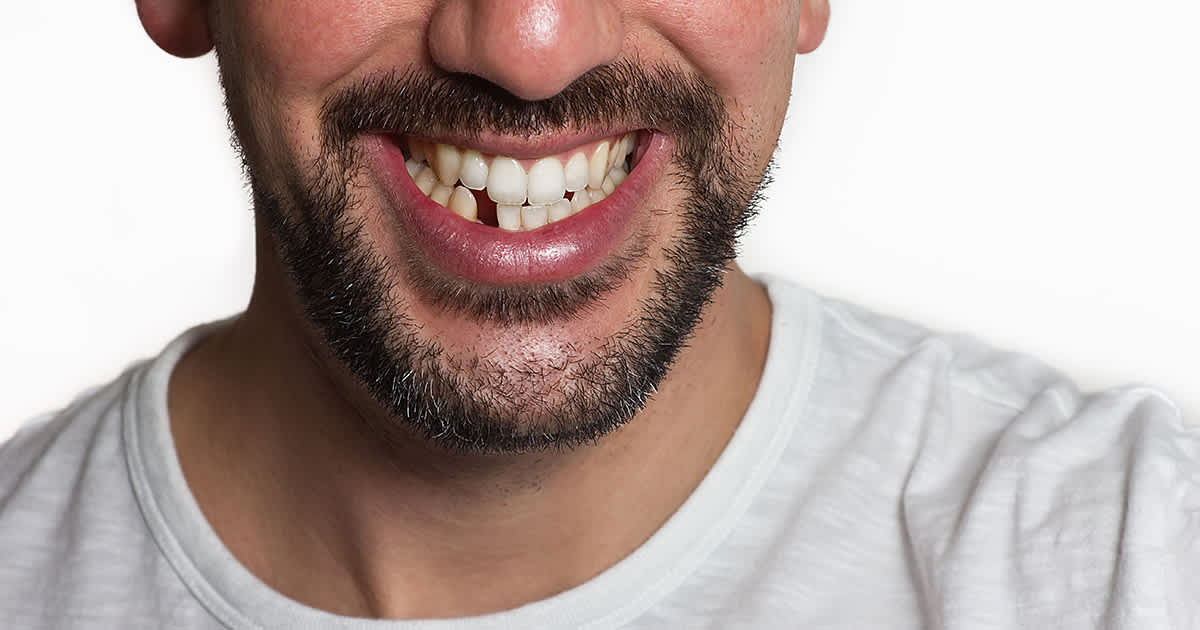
[366,130,671,286]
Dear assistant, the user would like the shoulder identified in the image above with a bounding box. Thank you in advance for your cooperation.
[767,277,1199,627]
[782,275,1195,501]
[0,372,133,506]
[903,382,1198,626]
[772,273,1189,433]
[0,362,204,627]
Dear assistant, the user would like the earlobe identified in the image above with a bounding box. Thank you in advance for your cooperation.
[135,0,214,58]
[796,0,830,55]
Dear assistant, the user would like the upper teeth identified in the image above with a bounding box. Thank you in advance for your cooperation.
[406,132,637,231]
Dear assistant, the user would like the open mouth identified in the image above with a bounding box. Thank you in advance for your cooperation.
[369,129,669,286]
[399,131,646,230]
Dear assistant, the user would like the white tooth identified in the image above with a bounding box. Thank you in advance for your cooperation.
[487,157,527,204]
[430,184,453,206]
[433,143,462,186]
[589,188,607,204]
[527,157,566,204]
[548,199,572,222]
[601,175,616,195]
[564,152,588,192]
[570,191,592,214]
[497,204,523,231]
[588,141,610,190]
[405,159,423,178]
[459,149,488,190]
[622,132,636,159]
[448,186,477,221]
[414,166,437,196]
[521,204,549,230]
[609,167,627,185]
[608,137,623,170]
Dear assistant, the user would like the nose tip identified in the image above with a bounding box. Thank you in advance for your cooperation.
[428,0,623,102]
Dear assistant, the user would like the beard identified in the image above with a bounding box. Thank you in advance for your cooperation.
[217,58,771,454]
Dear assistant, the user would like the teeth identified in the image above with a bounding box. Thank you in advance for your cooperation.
[588,141,610,190]
[487,157,527,205]
[616,132,635,169]
[433,144,463,186]
[430,183,453,207]
[570,191,592,214]
[548,198,572,222]
[448,186,477,221]
[527,157,566,205]
[564,152,588,192]
[414,166,438,196]
[497,204,523,231]
[459,149,488,190]
[410,133,637,230]
[521,204,549,230]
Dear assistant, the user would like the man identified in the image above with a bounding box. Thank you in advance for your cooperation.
[0,1,1195,628]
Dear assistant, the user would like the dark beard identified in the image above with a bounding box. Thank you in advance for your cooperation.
[220,59,770,454]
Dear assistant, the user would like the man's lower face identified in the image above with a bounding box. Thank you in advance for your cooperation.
[229,62,768,453]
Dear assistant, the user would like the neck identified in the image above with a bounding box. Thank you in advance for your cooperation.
[169,261,772,619]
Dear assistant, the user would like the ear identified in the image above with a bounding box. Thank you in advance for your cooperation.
[796,0,830,55]
[135,0,213,58]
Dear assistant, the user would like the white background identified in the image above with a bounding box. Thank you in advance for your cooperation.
[1,2,1197,439]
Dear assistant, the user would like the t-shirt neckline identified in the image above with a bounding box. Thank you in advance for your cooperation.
[124,276,822,630]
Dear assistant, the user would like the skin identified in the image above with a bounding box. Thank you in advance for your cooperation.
[136,0,829,619]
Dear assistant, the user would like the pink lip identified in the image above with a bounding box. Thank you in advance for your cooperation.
[367,131,671,286]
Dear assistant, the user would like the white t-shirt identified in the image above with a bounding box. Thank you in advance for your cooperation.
[2,276,1197,629]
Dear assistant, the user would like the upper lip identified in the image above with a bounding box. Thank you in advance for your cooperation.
[380,127,650,160]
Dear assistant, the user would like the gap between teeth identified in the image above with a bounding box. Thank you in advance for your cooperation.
[405,132,637,231]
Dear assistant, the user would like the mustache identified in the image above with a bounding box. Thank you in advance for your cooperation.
[318,60,726,157]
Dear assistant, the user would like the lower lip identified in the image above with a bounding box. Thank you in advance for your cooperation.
[368,132,671,285]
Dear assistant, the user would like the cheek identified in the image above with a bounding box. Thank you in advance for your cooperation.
[218,0,433,167]
[640,0,798,80]
[230,0,428,97]
[638,1,798,123]
[637,0,799,157]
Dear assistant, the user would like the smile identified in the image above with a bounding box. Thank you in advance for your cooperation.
[403,132,641,230]
[369,129,670,286]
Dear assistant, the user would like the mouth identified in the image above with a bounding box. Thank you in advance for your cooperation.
[367,128,670,286]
